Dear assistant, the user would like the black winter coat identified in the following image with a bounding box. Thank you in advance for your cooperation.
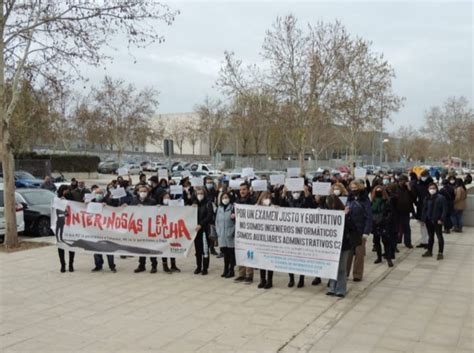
[421,193,448,224]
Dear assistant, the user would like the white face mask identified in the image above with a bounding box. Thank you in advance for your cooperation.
[429,189,437,195]
[450,180,455,184]
[222,198,230,205]
[163,198,170,205]
[421,177,428,182]
[334,190,341,196]
[262,199,271,206]
[139,192,147,199]
[292,192,300,199]
[383,179,390,185]
[197,194,204,201]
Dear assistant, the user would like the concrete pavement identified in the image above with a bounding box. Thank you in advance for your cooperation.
[1,222,472,353]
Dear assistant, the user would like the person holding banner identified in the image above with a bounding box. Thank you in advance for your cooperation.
[204,177,218,256]
[134,187,159,273]
[282,187,311,288]
[90,188,117,273]
[326,195,358,297]
[371,186,394,267]
[346,180,373,282]
[256,191,275,289]
[160,193,181,273]
[134,173,148,194]
[215,191,236,278]
[55,185,75,273]
[193,188,214,275]
[234,182,257,284]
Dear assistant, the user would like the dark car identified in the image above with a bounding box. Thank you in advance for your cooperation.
[15,189,55,237]
[97,161,120,174]
[0,170,43,188]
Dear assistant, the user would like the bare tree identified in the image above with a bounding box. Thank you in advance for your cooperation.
[168,123,186,155]
[422,96,474,164]
[92,76,158,162]
[186,125,201,155]
[1,1,178,247]
[195,96,228,163]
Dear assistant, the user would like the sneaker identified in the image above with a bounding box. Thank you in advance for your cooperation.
[243,277,253,285]
[422,251,433,257]
[437,254,444,260]
[234,276,245,282]
[91,267,102,272]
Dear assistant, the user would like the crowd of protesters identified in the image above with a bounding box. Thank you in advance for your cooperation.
[51,166,469,298]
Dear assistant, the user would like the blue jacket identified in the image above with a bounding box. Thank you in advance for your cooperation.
[215,204,235,248]
[347,192,373,235]
[421,193,448,223]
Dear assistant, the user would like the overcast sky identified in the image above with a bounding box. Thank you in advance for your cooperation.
[81,0,473,133]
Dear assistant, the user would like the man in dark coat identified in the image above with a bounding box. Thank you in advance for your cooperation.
[394,175,414,248]
[413,170,433,248]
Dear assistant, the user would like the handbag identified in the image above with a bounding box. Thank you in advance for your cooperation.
[209,224,218,241]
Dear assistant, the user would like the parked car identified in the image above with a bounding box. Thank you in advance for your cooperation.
[147,162,168,172]
[117,163,142,175]
[97,161,120,174]
[15,189,55,237]
[140,161,151,170]
[0,183,25,242]
[0,170,43,188]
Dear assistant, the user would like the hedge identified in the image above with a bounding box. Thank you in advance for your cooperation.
[14,152,101,173]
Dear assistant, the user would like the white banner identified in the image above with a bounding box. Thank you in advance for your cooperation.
[51,201,198,257]
[235,204,345,279]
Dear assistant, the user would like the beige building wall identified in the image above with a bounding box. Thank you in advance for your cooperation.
[146,113,210,156]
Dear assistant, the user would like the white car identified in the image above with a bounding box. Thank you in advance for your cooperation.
[147,162,167,172]
[117,164,142,175]
[0,184,25,238]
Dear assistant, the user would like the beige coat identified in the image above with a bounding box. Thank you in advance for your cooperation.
[454,187,467,210]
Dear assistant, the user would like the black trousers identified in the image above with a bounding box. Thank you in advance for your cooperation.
[221,247,235,273]
[194,230,210,270]
[162,257,177,266]
[58,248,74,267]
[289,274,304,283]
[374,230,393,260]
[138,257,157,268]
[426,221,444,254]
[260,269,273,282]
[55,216,65,242]
[94,254,115,270]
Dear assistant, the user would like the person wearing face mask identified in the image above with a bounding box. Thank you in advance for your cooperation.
[90,188,117,273]
[134,173,148,194]
[393,175,415,249]
[382,175,392,187]
[413,170,433,248]
[252,191,275,289]
[331,183,348,200]
[71,181,90,202]
[371,186,394,267]
[203,177,218,256]
[439,176,456,234]
[215,191,236,278]
[421,184,447,260]
[346,180,373,282]
[160,193,181,273]
[234,182,257,284]
[133,187,159,273]
[281,186,311,288]
[55,185,75,273]
[326,195,359,297]
[193,188,214,275]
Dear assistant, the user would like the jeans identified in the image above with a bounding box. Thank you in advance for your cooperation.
[426,221,444,254]
[398,212,412,246]
[329,250,350,295]
[451,210,464,229]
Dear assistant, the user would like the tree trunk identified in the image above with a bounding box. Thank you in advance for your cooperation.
[0,4,19,247]
[299,149,305,175]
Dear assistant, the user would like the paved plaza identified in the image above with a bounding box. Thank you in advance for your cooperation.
[1,222,472,353]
